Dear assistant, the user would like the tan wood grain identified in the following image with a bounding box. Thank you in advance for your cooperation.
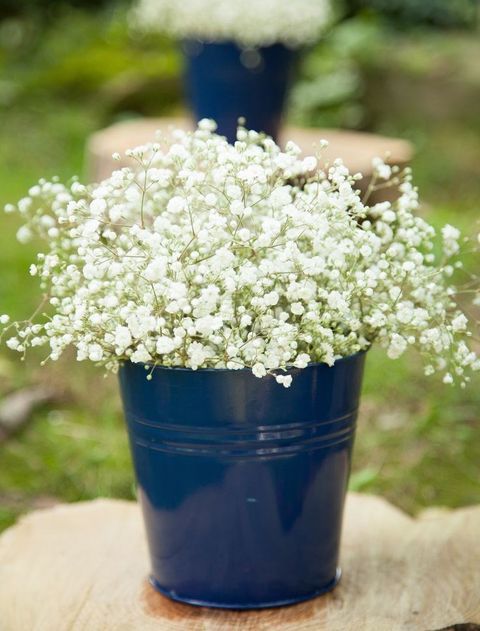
[86,117,413,199]
[0,493,479,631]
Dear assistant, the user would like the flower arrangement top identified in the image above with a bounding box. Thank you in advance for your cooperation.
[132,0,332,48]
[1,121,479,387]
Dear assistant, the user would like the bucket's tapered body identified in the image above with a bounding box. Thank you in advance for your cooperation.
[119,353,365,609]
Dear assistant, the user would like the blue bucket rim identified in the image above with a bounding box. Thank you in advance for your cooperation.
[120,349,368,375]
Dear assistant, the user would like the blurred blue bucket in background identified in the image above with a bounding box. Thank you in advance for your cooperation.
[182,40,295,143]
[119,352,366,609]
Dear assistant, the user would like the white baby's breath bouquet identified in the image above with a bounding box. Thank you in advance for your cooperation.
[132,0,331,48]
[1,121,479,387]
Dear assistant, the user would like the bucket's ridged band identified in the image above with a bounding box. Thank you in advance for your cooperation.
[127,409,357,458]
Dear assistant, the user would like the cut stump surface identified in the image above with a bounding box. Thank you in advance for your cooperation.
[1,493,479,630]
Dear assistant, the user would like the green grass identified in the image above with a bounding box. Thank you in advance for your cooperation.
[0,395,133,531]
[353,347,480,513]
[0,90,479,532]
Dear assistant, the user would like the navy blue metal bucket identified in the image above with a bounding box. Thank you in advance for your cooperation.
[119,352,366,609]
[182,40,295,143]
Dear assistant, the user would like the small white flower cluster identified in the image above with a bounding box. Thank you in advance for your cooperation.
[1,121,479,387]
[132,0,331,48]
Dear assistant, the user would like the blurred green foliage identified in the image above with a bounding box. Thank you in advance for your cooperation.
[0,0,118,20]
[0,2,479,532]
[346,0,478,28]
[291,14,480,130]
[0,2,478,129]
[0,7,182,114]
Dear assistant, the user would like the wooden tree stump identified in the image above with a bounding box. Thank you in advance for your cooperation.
[1,493,479,630]
[86,117,413,202]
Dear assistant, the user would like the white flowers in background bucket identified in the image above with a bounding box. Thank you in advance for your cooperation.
[131,0,332,48]
[1,121,479,387]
